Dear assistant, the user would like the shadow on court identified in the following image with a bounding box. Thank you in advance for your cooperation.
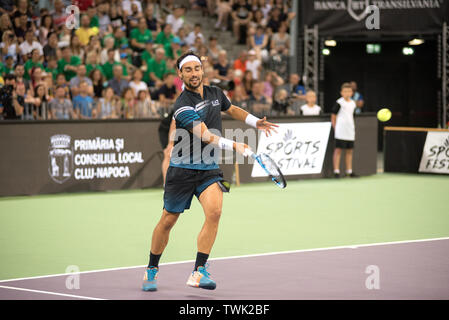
[1,239,448,300]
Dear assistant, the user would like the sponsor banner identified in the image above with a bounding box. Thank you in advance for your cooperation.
[251,122,332,177]
[419,131,449,174]
[301,0,448,36]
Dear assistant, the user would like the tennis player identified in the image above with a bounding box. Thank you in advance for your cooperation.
[142,52,278,291]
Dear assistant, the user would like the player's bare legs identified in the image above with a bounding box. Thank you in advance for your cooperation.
[186,182,223,290]
[345,149,353,175]
[197,183,223,254]
[161,146,172,185]
[151,209,180,255]
[333,147,342,176]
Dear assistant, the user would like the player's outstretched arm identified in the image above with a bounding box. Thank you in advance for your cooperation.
[191,121,249,155]
[225,105,279,137]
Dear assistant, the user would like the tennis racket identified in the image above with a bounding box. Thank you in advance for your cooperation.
[243,149,287,189]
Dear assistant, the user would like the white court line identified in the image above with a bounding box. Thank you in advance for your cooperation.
[0,285,105,300]
[1,236,448,284]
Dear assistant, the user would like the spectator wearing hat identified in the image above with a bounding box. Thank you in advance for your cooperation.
[130,18,153,53]
[1,54,15,76]
[245,49,261,81]
[166,5,185,34]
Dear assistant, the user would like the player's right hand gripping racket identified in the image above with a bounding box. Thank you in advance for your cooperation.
[243,149,287,189]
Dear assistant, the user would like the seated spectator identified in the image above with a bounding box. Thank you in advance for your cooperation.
[55,73,69,97]
[49,85,75,120]
[75,14,99,47]
[144,4,160,33]
[96,86,119,119]
[245,49,261,81]
[39,14,54,46]
[43,32,60,62]
[102,48,120,81]
[57,46,81,81]
[300,90,322,116]
[249,25,269,62]
[70,34,85,62]
[231,0,252,44]
[164,36,182,61]
[52,0,68,29]
[120,87,136,119]
[207,35,222,64]
[14,13,29,42]
[1,54,15,77]
[231,84,249,110]
[266,7,285,33]
[69,65,94,97]
[135,89,158,118]
[242,69,254,96]
[24,49,44,80]
[215,0,232,31]
[249,81,270,115]
[90,68,106,100]
[108,64,129,97]
[249,9,267,29]
[144,47,167,88]
[166,5,185,34]
[19,29,43,60]
[98,3,113,35]
[186,23,204,47]
[14,64,29,90]
[0,74,23,120]
[233,50,247,74]
[73,81,96,119]
[155,23,174,47]
[27,83,50,120]
[287,73,306,100]
[44,55,60,81]
[154,72,178,104]
[271,22,290,56]
[118,52,134,81]
[15,81,29,119]
[1,30,19,65]
[272,88,293,115]
[130,17,153,53]
[85,51,103,77]
[212,50,231,88]
[100,37,118,65]
[129,68,148,97]
[122,0,143,16]
[189,36,205,55]
[262,71,284,104]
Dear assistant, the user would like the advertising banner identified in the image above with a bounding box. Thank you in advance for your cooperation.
[419,131,449,174]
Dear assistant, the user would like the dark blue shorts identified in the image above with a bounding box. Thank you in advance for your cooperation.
[163,167,224,214]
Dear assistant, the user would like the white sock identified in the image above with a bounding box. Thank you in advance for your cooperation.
[346,169,353,174]
[334,169,340,174]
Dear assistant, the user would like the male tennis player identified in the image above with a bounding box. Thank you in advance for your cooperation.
[142,52,278,291]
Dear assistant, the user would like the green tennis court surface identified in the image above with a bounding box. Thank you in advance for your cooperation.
[0,173,448,281]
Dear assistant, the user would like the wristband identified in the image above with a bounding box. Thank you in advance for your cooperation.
[218,137,234,151]
[245,114,260,128]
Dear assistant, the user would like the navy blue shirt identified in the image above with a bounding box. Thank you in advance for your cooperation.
[170,85,231,170]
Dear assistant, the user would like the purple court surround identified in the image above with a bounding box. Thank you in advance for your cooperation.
[1,239,449,300]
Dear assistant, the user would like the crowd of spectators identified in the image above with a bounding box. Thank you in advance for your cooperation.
[0,0,320,121]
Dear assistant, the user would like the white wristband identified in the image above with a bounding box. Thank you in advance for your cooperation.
[218,137,234,151]
[245,114,260,128]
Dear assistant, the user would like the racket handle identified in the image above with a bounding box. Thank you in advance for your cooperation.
[243,148,255,158]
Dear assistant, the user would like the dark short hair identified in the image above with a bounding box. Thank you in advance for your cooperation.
[176,51,201,71]
[4,74,16,81]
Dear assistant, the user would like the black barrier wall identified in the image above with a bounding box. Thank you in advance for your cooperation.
[0,114,377,196]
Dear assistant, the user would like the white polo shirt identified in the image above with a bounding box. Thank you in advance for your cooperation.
[333,97,356,141]
[300,104,321,116]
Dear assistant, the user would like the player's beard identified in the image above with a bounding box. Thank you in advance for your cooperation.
[184,74,203,90]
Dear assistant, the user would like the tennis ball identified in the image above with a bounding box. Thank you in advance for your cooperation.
[377,108,392,122]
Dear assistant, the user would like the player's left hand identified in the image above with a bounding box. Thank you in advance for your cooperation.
[256,117,279,137]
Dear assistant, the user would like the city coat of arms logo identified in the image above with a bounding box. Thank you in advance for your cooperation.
[48,134,73,184]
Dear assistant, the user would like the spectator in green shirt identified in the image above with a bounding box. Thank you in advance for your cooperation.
[44,56,59,80]
[144,47,167,87]
[87,5,100,28]
[57,46,81,81]
[141,41,154,66]
[155,23,174,47]
[1,55,15,77]
[164,36,182,61]
[113,27,129,50]
[130,18,152,52]
[24,49,45,80]
[85,51,104,77]
[102,49,119,81]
